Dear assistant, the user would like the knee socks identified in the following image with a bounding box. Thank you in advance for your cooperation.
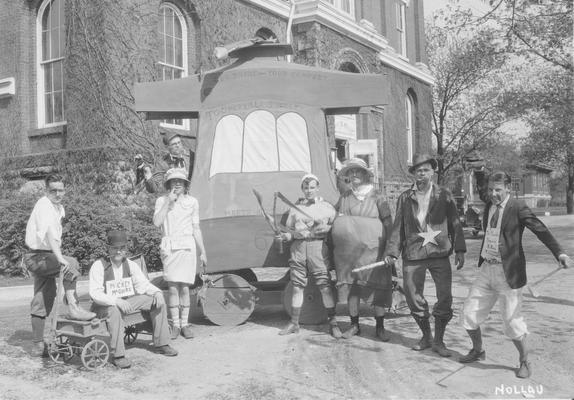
[180,306,190,327]
[168,307,181,328]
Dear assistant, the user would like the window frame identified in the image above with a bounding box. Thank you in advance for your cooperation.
[36,0,66,128]
[405,93,414,165]
[396,0,407,58]
[324,0,355,16]
[158,3,189,130]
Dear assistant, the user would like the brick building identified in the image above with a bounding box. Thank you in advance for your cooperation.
[0,0,433,191]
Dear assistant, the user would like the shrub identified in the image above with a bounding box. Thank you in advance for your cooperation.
[0,195,37,276]
[0,189,163,277]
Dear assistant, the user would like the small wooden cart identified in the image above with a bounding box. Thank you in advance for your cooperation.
[48,317,110,370]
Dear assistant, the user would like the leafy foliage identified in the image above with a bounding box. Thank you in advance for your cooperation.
[0,189,162,277]
[0,151,164,277]
[426,7,510,183]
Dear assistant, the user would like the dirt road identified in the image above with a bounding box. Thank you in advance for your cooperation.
[0,215,573,400]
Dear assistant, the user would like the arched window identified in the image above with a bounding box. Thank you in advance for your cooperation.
[277,113,310,171]
[211,115,243,175]
[37,0,66,127]
[405,93,415,164]
[158,4,188,128]
[243,111,278,172]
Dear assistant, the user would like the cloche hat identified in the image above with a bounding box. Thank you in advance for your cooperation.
[163,168,190,189]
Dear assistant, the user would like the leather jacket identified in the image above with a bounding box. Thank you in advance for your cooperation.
[385,184,466,261]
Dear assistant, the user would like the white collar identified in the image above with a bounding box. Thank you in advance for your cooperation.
[352,184,373,201]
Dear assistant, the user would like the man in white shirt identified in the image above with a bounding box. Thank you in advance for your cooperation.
[89,230,177,369]
[24,174,95,357]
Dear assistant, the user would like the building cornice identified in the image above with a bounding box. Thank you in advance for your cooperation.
[378,54,435,86]
[243,0,292,18]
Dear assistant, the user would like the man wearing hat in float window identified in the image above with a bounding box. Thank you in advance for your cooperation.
[143,132,195,193]
[459,171,573,378]
[154,168,207,339]
[89,230,178,369]
[277,173,340,337]
[384,153,466,357]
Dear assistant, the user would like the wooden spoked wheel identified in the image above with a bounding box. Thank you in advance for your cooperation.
[80,339,109,370]
[124,325,138,345]
[48,337,74,364]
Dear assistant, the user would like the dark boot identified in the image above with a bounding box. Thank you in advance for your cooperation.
[342,316,360,339]
[459,328,486,363]
[375,316,390,342]
[412,315,432,351]
[432,317,451,357]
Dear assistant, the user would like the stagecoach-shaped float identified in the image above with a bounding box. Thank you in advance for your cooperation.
[134,40,388,326]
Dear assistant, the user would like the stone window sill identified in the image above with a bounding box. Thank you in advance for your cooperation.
[28,124,66,138]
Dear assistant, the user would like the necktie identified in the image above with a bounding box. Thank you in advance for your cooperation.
[171,155,185,168]
[490,205,501,228]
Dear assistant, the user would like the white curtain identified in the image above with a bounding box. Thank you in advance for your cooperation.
[242,110,278,172]
[277,112,311,172]
[210,114,243,177]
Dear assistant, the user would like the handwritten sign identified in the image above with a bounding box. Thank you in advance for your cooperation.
[106,278,135,298]
[482,227,501,262]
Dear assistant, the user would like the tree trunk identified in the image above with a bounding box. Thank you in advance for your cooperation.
[567,151,574,214]
[436,119,445,185]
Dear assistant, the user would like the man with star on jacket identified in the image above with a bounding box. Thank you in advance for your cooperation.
[384,153,466,358]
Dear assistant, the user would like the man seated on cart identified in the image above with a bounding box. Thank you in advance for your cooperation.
[88,230,178,369]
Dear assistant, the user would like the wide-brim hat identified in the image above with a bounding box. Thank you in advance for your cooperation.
[107,230,128,247]
[338,158,374,178]
[409,153,438,174]
[163,168,190,189]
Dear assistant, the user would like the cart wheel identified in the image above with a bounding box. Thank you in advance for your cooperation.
[81,339,109,370]
[201,274,255,326]
[282,280,327,325]
[124,325,138,345]
[48,339,74,364]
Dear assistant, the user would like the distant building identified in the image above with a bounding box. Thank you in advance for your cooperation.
[0,0,434,192]
[460,165,553,210]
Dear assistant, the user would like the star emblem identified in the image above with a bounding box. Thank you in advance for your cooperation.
[418,227,441,247]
